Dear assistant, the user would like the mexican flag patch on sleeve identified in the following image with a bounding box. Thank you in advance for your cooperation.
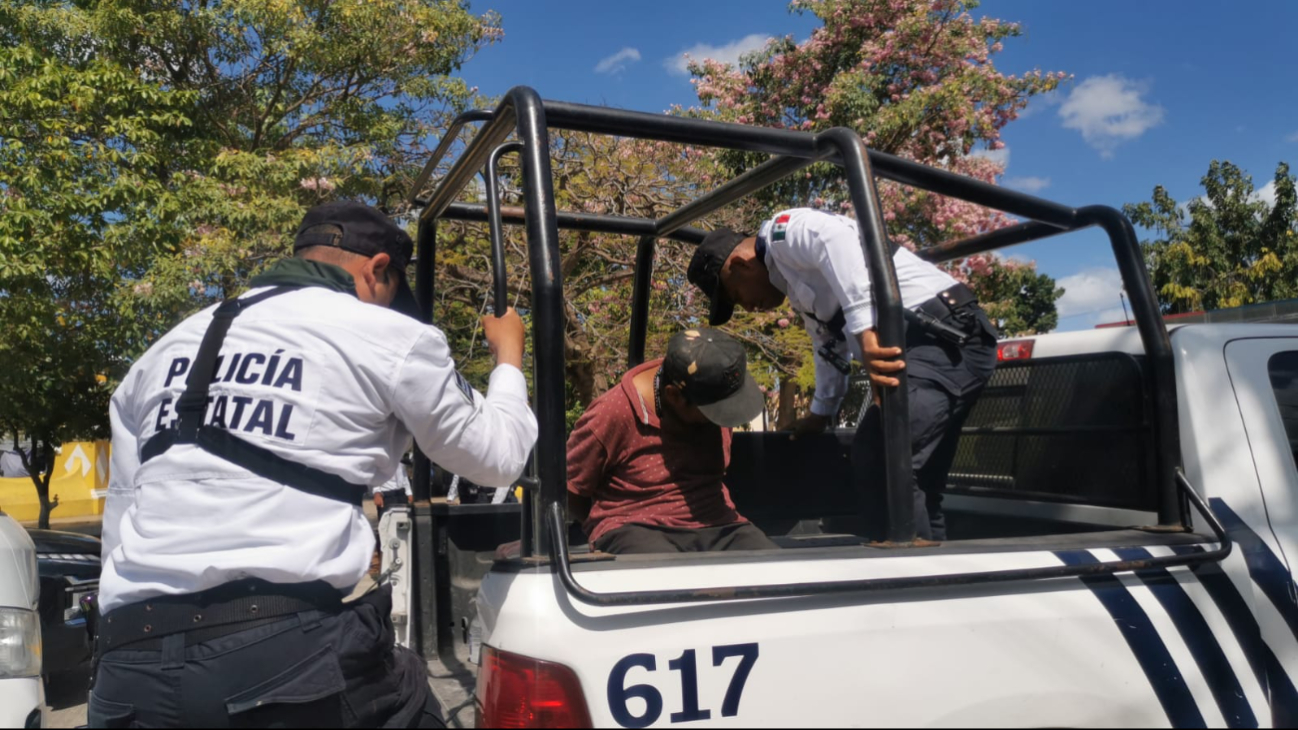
[772,213,791,241]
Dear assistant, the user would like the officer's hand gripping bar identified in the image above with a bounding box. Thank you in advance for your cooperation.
[818,308,971,376]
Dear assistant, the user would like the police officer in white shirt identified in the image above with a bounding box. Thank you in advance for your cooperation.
[688,207,997,542]
[95,201,538,728]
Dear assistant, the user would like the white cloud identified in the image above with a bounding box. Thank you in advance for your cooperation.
[1286,130,1298,143]
[595,47,641,75]
[1003,176,1051,193]
[1176,197,1203,219]
[1058,74,1165,158]
[1054,267,1128,331]
[1255,180,1278,208]
[969,146,1047,193]
[969,146,1049,193]
[971,146,1011,168]
[1180,179,1277,217]
[665,33,772,76]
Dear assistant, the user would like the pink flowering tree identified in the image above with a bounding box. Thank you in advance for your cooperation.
[435,2,1068,427]
[677,0,1067,420]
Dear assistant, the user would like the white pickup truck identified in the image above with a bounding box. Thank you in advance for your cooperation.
[393,87,1298,728]
[468,323,1298,728]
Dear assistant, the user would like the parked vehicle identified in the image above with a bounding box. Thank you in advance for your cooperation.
[27,529,100,678]
[0,508,43,728]
[385,87,1297,727]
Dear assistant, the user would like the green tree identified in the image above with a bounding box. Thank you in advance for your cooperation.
[0,0,498,523]
[1124,161,1298,313]
[968,258,1063,336]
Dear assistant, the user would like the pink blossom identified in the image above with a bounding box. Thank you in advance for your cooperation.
[676,0,1060,299]
[778,318,791,328]
[299,177,336,193]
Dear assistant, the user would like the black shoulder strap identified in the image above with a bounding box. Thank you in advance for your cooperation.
[804,308,849,343]
[174,287,299,439]
[139,287,365,507]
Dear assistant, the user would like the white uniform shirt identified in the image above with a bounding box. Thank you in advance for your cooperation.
[101,284,537,613]
[372,464,412,496]
[758,208,957,417]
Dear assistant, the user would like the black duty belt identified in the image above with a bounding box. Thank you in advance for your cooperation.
[910,283,982,346]
[809,283,984,373]
[138,286,367,507]
[99,578,344,651]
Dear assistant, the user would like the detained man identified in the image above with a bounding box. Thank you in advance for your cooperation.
[566,328,778,554]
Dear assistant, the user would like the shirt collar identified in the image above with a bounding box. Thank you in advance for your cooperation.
[619,359,664,429]
[757,226,789,296]
[248,258,358,296]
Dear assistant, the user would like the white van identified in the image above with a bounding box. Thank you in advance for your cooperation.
[0,508,43,728]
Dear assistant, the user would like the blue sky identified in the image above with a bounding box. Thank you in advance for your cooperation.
[458,1,1298,330]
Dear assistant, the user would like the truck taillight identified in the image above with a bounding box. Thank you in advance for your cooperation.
[476,646,593,728]
[997,339,1035,362]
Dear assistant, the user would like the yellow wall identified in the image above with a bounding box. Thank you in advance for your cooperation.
[0,441,109,523]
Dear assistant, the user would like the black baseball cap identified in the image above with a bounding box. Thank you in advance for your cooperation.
[293,201,420,319]
[662,328,765,427]
[687,228,748,326]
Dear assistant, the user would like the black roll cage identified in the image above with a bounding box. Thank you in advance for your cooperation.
[405,86,1226,613]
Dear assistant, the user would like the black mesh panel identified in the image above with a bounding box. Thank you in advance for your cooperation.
[949,354,1157,510]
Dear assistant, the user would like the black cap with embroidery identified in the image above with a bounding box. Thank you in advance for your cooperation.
[687,228,748,327]
[293,201,420,319]
[661,328,765,428]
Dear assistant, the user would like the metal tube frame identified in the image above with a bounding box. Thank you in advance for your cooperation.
[412,216,436,503]
[628,236,656,368]
[408,109,494,206]
[549,471,1226,607]
[439,202,707,245]
[482,142,524,316]
[409,86,1191,604]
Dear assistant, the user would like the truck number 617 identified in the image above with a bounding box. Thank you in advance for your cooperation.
[607,643,759,728]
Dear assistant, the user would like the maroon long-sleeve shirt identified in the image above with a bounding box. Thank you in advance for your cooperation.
[566,359,748,544]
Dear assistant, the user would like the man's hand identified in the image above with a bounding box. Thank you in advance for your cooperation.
[858,328,904,402]
[373,492,385,510]
[483,307,525,369]
[788,413,829,440]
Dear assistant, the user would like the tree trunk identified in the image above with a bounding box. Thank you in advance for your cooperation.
[776,380,800,431]
[563,302,604,410]
[19,439,58,529]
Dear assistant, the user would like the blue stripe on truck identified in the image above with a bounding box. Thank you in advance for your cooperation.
[1202,501,1298,727]
[1112,547,1257,728]
[1170,544,1298,729]
[1055,549,1205,728]
[1210,499,1298,642]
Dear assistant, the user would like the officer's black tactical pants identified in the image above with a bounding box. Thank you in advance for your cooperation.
[852,309,998,542]
[89,586,442,728]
